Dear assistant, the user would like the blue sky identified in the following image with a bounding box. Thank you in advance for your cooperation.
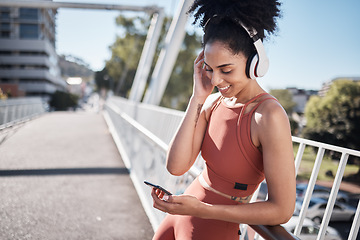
[56,0,360,91]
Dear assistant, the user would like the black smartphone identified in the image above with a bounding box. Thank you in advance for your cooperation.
[144,180,172,195]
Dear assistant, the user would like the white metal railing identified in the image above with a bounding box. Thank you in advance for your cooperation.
[0,97,46,128]
[292,137,360,240]
[104,96,360,240]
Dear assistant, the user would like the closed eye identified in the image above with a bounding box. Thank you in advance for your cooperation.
[221,70,232,74]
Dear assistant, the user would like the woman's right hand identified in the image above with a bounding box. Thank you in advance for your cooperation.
[193,50,214,102]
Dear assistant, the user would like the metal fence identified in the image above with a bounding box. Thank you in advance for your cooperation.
[0,97,46,128]
[104,96,360,240]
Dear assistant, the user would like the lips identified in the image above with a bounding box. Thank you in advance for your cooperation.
[217,85,230,93]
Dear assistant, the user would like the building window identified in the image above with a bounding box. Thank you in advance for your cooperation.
[0,22,10,38]
[0,31,10,38]
[19,8,39,20]
[0,7,10,20]
[20,24,39,39]
[1,22,10,30]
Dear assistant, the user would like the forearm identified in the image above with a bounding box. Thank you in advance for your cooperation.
[166,95,206,175]
[200,200,293,226]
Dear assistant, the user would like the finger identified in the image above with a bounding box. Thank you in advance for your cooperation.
[194,50,204,64]
[195,58,205,70]
[154,188,165,199]
[151,189,171,212]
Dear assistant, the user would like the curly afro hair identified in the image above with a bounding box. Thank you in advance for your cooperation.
[187,0,282,57]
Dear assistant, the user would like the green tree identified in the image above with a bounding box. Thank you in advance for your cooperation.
[160,32,201,110]
[104,15,148,97]
[269,89,299,135]
[303,79,360,151]
[49,91,78,111]
[99,14,201,105]
[269,89,296,115]
[303,79,360,180]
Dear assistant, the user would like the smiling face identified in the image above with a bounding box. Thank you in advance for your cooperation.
[204,40,252,100]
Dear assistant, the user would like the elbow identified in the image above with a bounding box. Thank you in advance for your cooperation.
[267,209,293,226]
[166,153,191,176]
[277,209,293,225]
[275,202,295,225]
[267,199,295,225]
[166,160,187,176]
[166,165,186,176]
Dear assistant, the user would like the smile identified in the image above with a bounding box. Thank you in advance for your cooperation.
[217,85,231,92]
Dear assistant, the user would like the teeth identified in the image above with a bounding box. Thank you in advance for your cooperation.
[218,85,230,91]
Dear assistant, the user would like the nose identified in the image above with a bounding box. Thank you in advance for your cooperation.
[211,72,223,86]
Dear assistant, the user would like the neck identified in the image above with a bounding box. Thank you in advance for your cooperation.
[233,81,265,104]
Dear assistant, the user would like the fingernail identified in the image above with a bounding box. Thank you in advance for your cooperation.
[163,195,169,201]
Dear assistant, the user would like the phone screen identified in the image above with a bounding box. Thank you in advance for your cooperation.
[144,180,172,195]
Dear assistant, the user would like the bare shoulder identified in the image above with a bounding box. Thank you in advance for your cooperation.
[202,92,222,121]
[254,97,290,129]
[258,96,287,117]
[251,96,292,148]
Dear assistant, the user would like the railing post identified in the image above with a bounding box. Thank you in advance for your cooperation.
[317,152,349,240]
[348,200,360,240]
[294,147,325,237]
[294,141,306,175]
[3,104,9,125]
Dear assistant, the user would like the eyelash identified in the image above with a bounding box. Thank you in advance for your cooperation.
[222,70,231,74]
[205,69,231,74]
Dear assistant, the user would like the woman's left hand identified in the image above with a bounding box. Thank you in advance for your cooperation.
[151,188,205,217]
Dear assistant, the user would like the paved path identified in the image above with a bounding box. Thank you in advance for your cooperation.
[0,112,154,240]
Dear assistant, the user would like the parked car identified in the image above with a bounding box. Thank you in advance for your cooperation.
[295,198,356,224]
[296,183,349,203]
[282,216,342,240]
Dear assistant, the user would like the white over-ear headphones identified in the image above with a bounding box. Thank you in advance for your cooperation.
[236,20,269,79]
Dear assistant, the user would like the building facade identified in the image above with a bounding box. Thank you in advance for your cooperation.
[287,87,318,114]
[0,1,66,98]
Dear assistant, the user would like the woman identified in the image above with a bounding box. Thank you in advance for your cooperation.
[151,0,296,239]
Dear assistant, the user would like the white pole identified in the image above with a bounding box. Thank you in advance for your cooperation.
[143,0,193,105]
[128,10,165,102]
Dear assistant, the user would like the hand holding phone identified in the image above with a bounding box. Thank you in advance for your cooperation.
[144,180,172,196]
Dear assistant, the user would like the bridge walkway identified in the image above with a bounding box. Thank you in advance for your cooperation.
[0,111,154,240]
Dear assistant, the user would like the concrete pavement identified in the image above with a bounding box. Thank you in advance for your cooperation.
[0,111,154,239]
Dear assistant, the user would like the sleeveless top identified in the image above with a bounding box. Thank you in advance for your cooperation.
[200,93,276,199]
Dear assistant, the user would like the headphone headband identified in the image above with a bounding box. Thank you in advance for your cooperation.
[234,19,269,78]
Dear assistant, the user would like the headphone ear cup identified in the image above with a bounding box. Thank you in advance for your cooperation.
[245,53,258,79]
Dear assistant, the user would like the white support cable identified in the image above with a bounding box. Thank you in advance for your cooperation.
[129,10,165,102]
[143,0,193,105]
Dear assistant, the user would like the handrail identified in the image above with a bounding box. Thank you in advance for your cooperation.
[250,225,300,240]
[0,97,46,128]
